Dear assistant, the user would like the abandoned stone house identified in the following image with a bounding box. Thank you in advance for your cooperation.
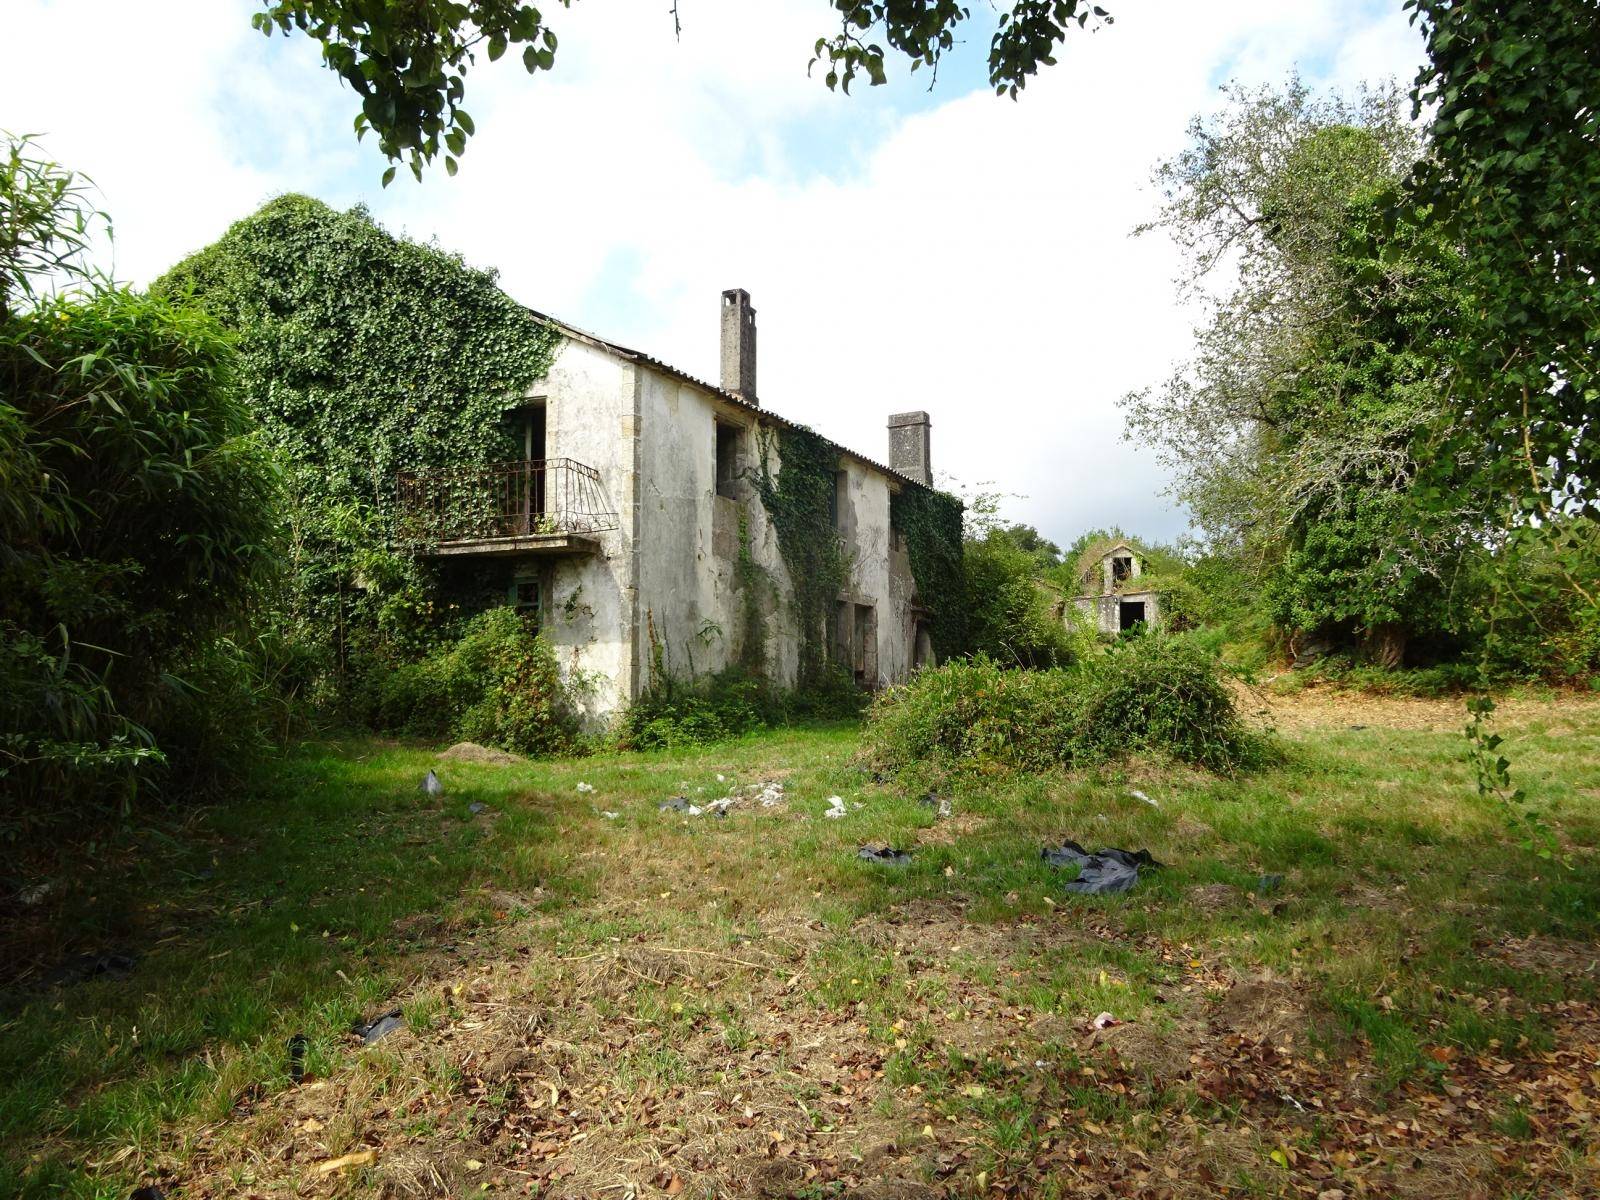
[397,289,940,722]
[1074,541,1163,635]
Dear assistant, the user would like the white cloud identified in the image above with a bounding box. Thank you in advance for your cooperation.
[2,0,1426,544]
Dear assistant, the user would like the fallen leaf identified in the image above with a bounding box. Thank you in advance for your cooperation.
[314,1150,375,1174]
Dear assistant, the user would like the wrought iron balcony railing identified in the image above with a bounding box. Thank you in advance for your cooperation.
[396,458,618,548]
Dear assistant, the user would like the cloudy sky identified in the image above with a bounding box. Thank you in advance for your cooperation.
[4,0,1428,546]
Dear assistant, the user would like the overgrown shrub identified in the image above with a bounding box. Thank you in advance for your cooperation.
[1,139,281,819]
[963,531,1079,668]
[1076,634,1260,769]
[862,635,1262,777]
[617,672,769,751]
[362,608,580,756]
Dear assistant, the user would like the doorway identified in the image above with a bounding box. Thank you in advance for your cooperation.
[519,404,547,534]
[1118,599,1146,632]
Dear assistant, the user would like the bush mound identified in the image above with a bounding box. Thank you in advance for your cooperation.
[862,634,1262,776]
[361,608,580,757]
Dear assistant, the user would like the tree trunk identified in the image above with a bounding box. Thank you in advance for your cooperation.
[1362,622,1407,669]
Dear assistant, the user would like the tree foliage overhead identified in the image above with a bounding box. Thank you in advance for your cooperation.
[253,0,1113,180]
[254,0,566,185]
[811,0,1110,95]
[1403,0,1599,522]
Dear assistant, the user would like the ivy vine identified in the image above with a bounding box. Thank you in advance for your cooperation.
[734,504,769,676]
[891,486,967,658]
[153,195,561,673]
[753,425,851,689]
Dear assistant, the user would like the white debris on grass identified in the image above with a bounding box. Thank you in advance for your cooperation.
[823,795,848,819]
[660,778,788,818]
[601,811,619,820]
[1129,789,1158,807]
[576,781,594,794]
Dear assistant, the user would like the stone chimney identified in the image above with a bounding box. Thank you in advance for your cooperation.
[720,288,757,403]
[887,411,932,486]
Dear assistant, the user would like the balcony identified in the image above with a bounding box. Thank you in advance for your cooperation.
[396,458,618,558]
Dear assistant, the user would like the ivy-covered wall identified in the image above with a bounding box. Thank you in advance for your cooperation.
[754,425,853,689]
[891,486,967,658]
[155,195,562,673]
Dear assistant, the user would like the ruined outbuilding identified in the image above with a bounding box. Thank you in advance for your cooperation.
[1073,540,1163,635]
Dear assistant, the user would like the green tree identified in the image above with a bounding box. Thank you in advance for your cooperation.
[994,522,1063,571]
[1403,0,1599,528]
[962,529,1076,668]
[252,0,1114,182]
[1122,80,1487,664]
[1,136,279,816]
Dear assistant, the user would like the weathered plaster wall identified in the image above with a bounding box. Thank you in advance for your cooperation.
[836,460,913,685]
[540,343,922,718]
[1075,591,1163,636]
[535,337,638,722]
[633,367,914,701]
[634,371,799,689]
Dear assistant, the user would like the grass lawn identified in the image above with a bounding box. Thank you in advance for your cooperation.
[3,689,1599,1198]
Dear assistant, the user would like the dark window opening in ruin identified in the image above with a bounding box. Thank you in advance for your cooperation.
[831,469,849,530]
[511,575,543,630]
[1119,599,1146,632]
[715,422,740,499]
[1112,554,1133,584]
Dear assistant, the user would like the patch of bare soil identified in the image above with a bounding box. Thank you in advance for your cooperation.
[913,812,987,847]
[1210,972,1308,1047]
[1186,882,1240,916]
[1089,1019,1198,1083]
[1259,685,1600,734]
[1492,933,1600,980]
[437,741,525,765]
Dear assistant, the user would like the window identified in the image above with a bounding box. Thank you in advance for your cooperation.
[1112,554,1133,584]
[832,469,849,530]
[715,422,740,499]
[510,574,543,629]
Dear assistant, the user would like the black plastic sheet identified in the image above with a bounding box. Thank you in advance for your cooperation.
[1042,841,1163,894]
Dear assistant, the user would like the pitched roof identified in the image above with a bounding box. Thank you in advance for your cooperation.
[527,308,932,492]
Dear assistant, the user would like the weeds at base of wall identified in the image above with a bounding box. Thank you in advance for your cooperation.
[357,607,582,757]
[616,666,866,751]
